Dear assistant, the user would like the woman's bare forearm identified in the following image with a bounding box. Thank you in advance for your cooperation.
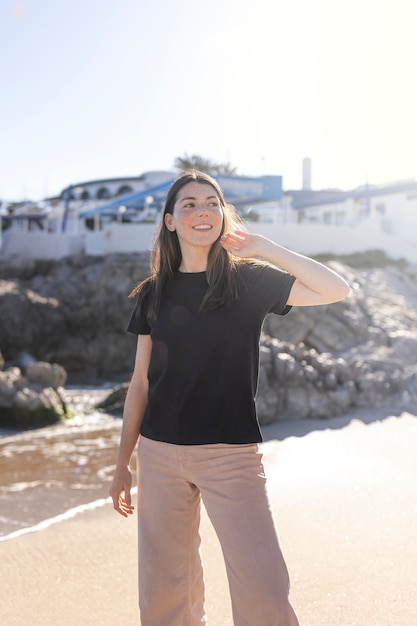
[114,377,148,469]
[257,238,350,304]
[222,230,350,305]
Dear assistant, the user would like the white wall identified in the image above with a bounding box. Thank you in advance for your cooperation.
[84,213,417,263]
[2,213,417,264]
[380,193,417,243]
[85,222,157,255]
[248,212,417,263]
[0,231,84,259]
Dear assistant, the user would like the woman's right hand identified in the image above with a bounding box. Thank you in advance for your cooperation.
[109,335,151,517]
[109,465,135,517]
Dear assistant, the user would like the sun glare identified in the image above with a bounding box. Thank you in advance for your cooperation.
[15,0,24,21]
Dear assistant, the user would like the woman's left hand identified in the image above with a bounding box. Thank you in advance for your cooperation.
[221,230,264,258]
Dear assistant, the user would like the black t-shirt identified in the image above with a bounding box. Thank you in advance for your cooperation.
[127,263,296,445]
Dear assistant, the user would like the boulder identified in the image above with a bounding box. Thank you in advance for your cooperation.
[0,253,151,378]
[26,361,67,389]
[0,351,70,428]
[95,382,129,415]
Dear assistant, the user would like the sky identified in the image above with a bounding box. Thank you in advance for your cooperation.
[1,0,417,201]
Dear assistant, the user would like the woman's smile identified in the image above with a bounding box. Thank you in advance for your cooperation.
[192,223,213,230]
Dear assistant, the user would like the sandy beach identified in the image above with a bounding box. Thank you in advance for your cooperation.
[1,409,417,626]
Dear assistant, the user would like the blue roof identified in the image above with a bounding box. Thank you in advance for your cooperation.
[78,174,284,219]
[78,179,175,218]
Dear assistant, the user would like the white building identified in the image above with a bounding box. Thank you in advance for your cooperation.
[61,171,175,202]
[288,180,417,246]
[2,173,417,263]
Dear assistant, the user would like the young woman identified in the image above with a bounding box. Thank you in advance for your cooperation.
[109,170,350,625]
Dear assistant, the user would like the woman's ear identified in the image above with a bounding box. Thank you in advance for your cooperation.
[165,213,175,231]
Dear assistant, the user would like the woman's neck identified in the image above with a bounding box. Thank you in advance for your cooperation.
[178,248,209,273]
[178,261,207,273]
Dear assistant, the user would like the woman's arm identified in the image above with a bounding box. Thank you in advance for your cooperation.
[221,230,350,306]
[109,334,152,517]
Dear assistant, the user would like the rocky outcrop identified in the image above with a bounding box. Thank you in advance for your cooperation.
[0,253,150,379]
[1,251,417,423]
[0,355,69,428]
[257,261,417,421]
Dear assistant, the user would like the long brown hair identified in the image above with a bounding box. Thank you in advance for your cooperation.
[130,170,244,318]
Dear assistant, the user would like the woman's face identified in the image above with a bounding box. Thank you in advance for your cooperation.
[165,181,224,251]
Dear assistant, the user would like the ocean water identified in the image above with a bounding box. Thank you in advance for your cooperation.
[0,386,131,541]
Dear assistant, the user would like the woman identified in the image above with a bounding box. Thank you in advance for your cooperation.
[109,170,350,625]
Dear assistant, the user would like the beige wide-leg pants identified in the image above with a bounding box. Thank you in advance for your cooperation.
[137,436,299,626]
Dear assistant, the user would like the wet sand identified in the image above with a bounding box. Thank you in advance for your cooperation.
[1,410,417,625]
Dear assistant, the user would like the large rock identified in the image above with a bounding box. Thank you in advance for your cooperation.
[26,361,67,388]
[0,253,151,378]
[0,351,70,428]
[256,260,417,421]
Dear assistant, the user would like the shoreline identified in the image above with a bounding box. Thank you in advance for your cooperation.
[0,493,121,543]
[1,410,417,625]
[1,403,413,538]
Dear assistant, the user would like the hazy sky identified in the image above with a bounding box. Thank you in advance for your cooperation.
[1,0,416,200]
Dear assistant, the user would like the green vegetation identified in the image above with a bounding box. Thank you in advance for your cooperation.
[0,405,74,430]
[174,154,237,176]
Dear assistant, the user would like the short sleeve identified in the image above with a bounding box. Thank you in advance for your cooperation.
[248,264,296,316]
[127,297,151,335]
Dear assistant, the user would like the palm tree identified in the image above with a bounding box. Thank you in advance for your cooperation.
[174,154,237,176]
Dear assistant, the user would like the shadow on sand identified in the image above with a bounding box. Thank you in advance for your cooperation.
[260,404,413,442]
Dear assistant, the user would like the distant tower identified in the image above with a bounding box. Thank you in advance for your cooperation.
[302,157,312,190]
